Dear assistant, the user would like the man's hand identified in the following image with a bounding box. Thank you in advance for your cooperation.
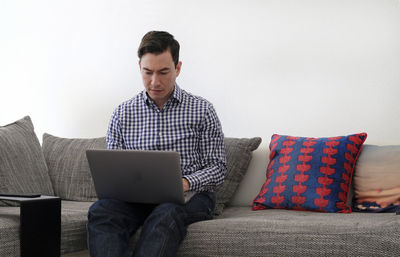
[182,178,190,192]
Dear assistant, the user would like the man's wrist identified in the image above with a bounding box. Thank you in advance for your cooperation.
[182,178,190,192]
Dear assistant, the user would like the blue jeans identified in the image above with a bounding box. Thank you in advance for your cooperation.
[87,192,216,257]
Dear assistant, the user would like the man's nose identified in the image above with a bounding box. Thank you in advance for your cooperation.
[151,74,160,86]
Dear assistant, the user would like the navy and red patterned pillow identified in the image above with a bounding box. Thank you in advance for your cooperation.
[253,133,367,213]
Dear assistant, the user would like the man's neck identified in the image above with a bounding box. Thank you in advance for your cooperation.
[156,101,166,110]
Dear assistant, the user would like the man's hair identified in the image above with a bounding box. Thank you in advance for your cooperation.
[138,31,180,67]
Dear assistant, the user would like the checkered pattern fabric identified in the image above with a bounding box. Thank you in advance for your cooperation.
[107,85,226,192]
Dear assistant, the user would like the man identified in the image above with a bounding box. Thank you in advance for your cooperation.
[87,31,227,257]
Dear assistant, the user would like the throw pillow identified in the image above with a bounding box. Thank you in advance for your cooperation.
[42,133,106,201]
[253,133,367,213]
[352,144,400,212]
[214,137,262,215]
[0,116,54,196]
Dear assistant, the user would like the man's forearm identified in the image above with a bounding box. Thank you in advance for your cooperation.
[183,164,226,192]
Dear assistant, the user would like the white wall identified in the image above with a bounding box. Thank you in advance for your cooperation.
[1,0,400,145]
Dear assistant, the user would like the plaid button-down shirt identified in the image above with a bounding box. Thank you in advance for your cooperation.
[106,85,226,192]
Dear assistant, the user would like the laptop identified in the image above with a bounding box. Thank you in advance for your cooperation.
[86,149,185,205]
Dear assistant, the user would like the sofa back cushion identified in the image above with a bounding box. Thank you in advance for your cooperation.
[353,144,400,212]
[42,134,262,211]
[0,116,54,196]
[229,144,270,207]
[42,133,106,201]
[214,137,262,215]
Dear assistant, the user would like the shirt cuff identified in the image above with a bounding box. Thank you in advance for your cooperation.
[183,174,202,192]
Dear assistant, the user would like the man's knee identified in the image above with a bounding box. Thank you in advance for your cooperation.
[88,199,116,225]
[141,203,187,242]
[88,199,135,224]
[89,199,117,216]
[145,203,186,228]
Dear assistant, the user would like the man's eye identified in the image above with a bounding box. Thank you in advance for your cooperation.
[145,72,152,75]
[160,72,168,75]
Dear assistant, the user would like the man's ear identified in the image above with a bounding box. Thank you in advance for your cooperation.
[138,60,142,70]
[175,61,182,77]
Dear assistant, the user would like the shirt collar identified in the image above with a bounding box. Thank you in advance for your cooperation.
[172,84,183,103]
[143,89,150,104]
[143,84,182,106]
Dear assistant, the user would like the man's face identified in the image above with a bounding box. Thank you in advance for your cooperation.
[139,50,182,108]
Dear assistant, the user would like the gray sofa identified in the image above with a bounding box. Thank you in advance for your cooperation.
[1,116,399,257]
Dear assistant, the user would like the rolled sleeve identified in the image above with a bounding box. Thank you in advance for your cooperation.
[184,104,226,192]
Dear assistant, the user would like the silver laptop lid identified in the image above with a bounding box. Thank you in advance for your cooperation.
[86,149,185,205]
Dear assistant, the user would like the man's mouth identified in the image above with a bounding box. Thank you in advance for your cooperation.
[151,89,163,94]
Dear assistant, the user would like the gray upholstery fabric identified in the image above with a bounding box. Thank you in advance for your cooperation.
[177,207,400,257]
[0,206,20,257]
[42,134,106,201]
[2,197,397,257]
[60,201,93,254]
[0,116,54,196]
[62,250,89,257]
[42,135,261,211]
[214,137,262,215]
[5,202,399,257]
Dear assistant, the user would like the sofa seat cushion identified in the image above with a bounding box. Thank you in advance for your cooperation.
[60,200,93,254]
[177,207,400,257]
